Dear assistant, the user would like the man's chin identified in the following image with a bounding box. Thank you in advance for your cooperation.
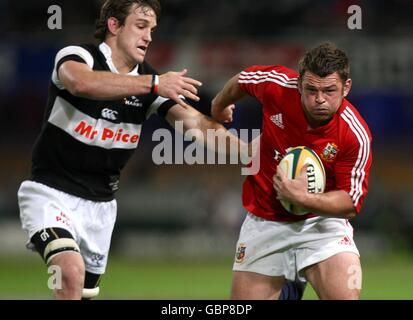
[134,53,145,64]
[312,112,332,120]
[314,114,333,125]
[128,53,144,65]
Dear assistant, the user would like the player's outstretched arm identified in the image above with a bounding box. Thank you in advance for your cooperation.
[211,73,247,123]
[166,104,250,158]
[58,61,202,106]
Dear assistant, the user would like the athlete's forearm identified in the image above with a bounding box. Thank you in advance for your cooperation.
[196,114,249,157]
[81,71,153,100]
[211,74,246,112]
[167,105,249,158]
[60,65,152,100]
[300,190,357,219]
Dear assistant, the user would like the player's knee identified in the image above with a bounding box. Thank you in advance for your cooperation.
[51,258,85,299]
[45,238,84,287]
[61,263,85,287]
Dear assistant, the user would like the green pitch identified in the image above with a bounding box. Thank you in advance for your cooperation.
[0,253,412,299]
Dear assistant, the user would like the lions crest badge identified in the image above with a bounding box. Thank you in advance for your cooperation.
[235,243,246,263]
[320,143,339,162]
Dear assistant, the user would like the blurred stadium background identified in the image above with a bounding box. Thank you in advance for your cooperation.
[1,0,412,299]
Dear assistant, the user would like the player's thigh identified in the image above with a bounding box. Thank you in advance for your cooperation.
[231,271,285,300]
[304,252,361,300]
[78,199,117,275]
[18,180,81,245]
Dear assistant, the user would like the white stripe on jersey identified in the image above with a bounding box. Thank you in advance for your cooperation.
[239,78,298,89]
[340,107,370,206]
[48,96,142,150]
[344,107,370,203]
[52,46,95,90]
[240,73,298,85]
[239,70,298,88]
[240,70,298,83]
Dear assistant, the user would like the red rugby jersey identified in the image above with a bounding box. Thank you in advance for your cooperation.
[239,65,373,222]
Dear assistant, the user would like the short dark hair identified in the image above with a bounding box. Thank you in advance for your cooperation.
[298,43,350,83]
[94,0,161,42]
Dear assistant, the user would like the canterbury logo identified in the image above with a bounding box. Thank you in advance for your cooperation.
[101,108,118,120]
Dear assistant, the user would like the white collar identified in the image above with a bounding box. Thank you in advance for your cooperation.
[99,42,139,75]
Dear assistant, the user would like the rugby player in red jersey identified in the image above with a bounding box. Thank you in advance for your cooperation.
[211,43,372,300]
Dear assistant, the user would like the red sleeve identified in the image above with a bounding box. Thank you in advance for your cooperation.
[335,109,373,214]
[238,65,298,104]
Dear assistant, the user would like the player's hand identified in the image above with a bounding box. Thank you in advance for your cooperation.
[273,164,308,205]
[158,69,202,108]
[211,104,235,123]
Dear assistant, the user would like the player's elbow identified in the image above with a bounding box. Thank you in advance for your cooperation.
[344,208,357,220]
[67,78,91,97]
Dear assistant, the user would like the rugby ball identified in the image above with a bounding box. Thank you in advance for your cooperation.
[278,146,326,215]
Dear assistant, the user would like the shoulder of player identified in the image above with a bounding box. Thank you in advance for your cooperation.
[241,65,298,78]
[239,65,299,92]
[54,43,99,67]
[273,65,299,79]
[338,102,372,143]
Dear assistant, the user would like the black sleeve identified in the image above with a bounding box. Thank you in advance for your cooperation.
[56,55,88,73]
[157,99,178,118]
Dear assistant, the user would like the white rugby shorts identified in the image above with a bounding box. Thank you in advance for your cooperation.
[233,212,359,282]
[18,180,117,274]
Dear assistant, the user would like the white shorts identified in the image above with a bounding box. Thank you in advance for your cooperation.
[18,180,117,274]
[233,213,359,282]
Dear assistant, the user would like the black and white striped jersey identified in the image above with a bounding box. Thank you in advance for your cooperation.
[30,42,176,201]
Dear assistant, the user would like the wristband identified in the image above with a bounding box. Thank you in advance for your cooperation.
[151,74,159,95]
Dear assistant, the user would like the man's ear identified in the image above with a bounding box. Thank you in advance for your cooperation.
[107,17,121,36]
[343,78,352,97]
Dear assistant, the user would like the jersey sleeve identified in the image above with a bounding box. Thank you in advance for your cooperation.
[51,46,95,90]
[335,114,373,214]
[238,65,298,104]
